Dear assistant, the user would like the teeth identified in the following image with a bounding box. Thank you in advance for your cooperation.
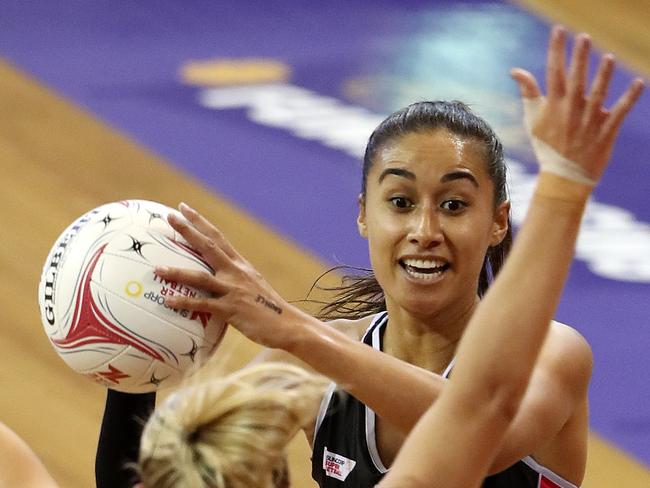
[402,258,446,270]
[401,258,448,281]
[405,268,443,280]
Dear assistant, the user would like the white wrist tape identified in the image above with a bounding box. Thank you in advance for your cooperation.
[522,97,597,186]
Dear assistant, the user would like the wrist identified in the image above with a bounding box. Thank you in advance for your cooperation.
[534,172,592,206]
[530,137,599,187]
[282,308,335,357]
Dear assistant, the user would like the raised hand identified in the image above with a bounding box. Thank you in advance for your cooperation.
[156,203,304,350]
[510,25,644,185]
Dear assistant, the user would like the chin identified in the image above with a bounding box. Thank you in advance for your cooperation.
[401,298,448,319]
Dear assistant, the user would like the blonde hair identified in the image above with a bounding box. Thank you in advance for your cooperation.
[138,363,327,488]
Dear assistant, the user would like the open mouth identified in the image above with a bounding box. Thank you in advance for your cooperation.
[400,258,450,280]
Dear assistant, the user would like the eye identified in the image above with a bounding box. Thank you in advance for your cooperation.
[389,196,413,209]
[440,199,467,213]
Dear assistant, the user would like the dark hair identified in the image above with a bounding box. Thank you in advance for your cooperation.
[315,101,512,320]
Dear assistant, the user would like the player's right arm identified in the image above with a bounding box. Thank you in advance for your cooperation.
[0,422,59,488]
[244,315,447,449]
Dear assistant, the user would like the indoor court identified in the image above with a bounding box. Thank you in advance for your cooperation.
[1,1,649,486]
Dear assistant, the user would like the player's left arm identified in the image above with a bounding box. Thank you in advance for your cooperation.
[487,323,593,474]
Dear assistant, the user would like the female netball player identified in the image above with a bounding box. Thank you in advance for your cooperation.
[95,25,643,488]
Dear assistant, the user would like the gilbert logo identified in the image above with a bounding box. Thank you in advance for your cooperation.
[323,447,356,481]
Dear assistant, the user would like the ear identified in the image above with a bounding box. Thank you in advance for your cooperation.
[357,194,368,238]
[490,200,510,246]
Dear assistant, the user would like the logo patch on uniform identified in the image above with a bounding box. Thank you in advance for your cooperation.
[323,446,356,481]
[539,476,562,488]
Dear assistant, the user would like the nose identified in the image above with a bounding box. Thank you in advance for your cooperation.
[408,207,442,249]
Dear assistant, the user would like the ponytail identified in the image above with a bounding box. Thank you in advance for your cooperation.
[139,364,327,488]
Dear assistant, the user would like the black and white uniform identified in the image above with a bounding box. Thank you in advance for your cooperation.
[311,312,578,488]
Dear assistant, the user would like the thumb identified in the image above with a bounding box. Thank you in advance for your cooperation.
[511,68,542,99]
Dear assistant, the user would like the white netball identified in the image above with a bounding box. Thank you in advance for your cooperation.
[37,200,227,393]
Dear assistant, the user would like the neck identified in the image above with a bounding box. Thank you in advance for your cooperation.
[382,295,479,374]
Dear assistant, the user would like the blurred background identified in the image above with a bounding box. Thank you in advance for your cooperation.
[1,0,648,486]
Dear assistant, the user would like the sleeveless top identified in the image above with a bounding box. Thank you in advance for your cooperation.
[311,312,578,488]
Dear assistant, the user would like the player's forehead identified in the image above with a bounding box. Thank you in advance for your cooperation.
[369,129,489,185]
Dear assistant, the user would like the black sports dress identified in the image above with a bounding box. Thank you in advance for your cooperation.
[311,312,578,488]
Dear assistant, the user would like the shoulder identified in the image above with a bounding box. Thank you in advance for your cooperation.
[546,321,592,362]
[540,321,593,390]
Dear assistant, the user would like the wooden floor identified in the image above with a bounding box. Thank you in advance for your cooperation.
[1,1,649,486]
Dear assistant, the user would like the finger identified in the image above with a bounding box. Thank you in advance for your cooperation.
[584,54,615,122]
[168,212,231,267]
[567,34,591,100]
[178,202,242,260]
[546,25,568,99]
[600,78,644,140]
[164,293,225,315]
[511,68,542,99]
[154,266,229,295]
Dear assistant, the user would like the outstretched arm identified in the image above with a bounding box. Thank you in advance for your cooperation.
[378,26,643,488]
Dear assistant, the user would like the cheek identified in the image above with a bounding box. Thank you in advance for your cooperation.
[366,225,396,261]
[365,214,403,268]
[366,206,406,239]
[444,214,495,262]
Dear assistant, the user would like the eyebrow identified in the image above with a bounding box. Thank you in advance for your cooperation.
[378,167,416,184]
[378,167,479,187]
[440,170,479,187]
